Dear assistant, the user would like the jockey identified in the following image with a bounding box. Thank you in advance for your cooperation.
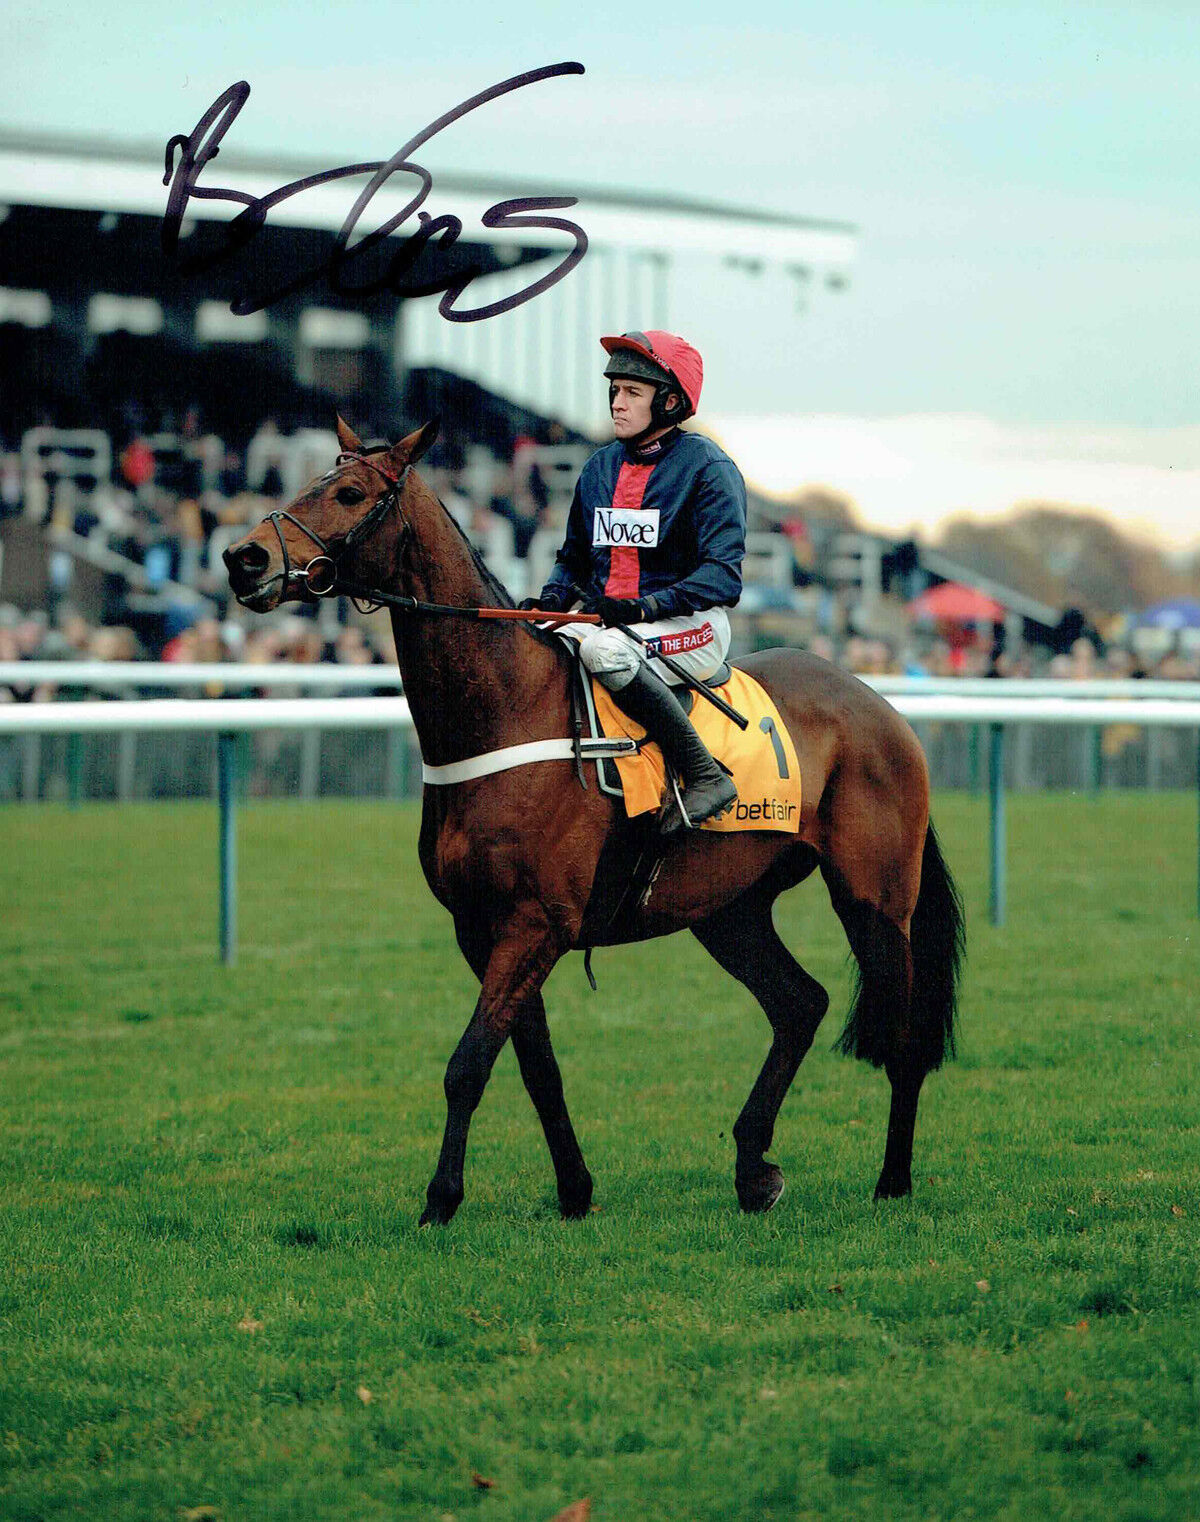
[522,330,745,827]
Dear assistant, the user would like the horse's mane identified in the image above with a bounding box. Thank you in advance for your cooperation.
[359,444,562,655]
[436,497,515,610]
[439,503,565,655]
[415,469,564,655]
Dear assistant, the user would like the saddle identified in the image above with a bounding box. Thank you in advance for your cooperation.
[565,642,802,972]
[563,636,732,803]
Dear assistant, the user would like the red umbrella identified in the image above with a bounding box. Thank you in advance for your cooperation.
[909,582,1006,624]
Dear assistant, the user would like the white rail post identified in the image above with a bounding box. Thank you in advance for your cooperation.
[21,734,39,801]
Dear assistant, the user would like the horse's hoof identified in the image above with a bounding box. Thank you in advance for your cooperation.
[737,1163,785,1213]
[419,1188,463,1226]
[873,1172,912,1201]
[559,1174,594,1220]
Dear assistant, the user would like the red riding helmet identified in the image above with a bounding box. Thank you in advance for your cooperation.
[601,330,704,425]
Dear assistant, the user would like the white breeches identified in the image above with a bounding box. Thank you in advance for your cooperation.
[555,606,732,692]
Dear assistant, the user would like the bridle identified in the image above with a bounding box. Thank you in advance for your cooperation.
[244,448,534,623]
[261,452,412,612]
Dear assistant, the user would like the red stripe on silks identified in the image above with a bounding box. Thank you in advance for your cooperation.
[604,461,653,598]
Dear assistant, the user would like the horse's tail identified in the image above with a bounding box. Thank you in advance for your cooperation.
[907,820,964,1071]
[834,820,964,1072]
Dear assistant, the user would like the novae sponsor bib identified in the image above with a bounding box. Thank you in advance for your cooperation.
[593,505,660,549]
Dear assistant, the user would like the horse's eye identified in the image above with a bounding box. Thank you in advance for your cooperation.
[336,486,366,506]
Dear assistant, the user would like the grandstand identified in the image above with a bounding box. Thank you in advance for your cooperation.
[0,126,857,429]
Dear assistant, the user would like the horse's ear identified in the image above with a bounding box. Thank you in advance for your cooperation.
[336,415,365,454]
[390,417,440,470]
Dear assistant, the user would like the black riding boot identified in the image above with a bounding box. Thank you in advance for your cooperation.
[612,665,738,828]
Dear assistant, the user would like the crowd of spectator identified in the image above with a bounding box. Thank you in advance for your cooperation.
[0,600,403,702]
[0,404,581,681]
[826,632,1199,681]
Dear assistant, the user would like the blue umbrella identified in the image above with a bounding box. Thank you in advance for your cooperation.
[1132,598,1200,631]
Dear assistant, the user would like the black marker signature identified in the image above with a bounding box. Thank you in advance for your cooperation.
[161,63,588,321]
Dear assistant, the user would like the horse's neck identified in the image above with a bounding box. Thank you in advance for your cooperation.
[388,505,561,765]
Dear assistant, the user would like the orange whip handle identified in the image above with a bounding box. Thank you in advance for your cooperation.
[476,608,602,626]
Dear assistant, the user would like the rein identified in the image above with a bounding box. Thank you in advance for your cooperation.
[313,577,596,625]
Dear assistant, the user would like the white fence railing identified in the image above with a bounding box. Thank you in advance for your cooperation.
[1,677,1197,953]
[864,676,1200,701]
[5,666,1198,800]
[3,692,1199,733]
[0,662,402,691]
[0,696,411,735]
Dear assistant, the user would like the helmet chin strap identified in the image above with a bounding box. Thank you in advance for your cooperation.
[626,422,678,451]
[615,385,686,446]
[624,421,662,447]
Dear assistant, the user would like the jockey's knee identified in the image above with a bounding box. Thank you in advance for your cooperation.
[579,629,642,692]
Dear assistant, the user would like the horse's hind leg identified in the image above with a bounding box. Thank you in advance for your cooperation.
[823,873,924,1201]
[511,996,594,1219]
[692,868,828,1212]
[877,1049,924,1199]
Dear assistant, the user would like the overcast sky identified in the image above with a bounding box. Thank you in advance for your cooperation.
[4,1,1199,546]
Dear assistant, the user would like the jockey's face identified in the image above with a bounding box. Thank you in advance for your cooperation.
[609,379,656,440]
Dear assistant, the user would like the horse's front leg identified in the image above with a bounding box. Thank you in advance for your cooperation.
[452,923,592,1221]
[420,907,564,1226]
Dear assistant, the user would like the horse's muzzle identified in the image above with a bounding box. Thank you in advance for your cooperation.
[224,538,276,603]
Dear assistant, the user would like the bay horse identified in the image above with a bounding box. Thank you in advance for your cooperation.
[224,418,964,1225]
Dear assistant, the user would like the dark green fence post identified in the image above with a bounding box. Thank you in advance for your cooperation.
[67,733,82,808]
[989,723,1006,927]
[218,732,238,965]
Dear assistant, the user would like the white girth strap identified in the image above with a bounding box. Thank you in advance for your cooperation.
[421,736,638,786]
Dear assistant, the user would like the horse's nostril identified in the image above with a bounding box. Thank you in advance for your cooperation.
[225,541,270,575]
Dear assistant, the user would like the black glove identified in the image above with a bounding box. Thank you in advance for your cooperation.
[581,594,658,627]
[520,589,569,613]
[580,595,642,626]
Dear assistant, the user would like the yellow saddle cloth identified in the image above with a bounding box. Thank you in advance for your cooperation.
[592,667,802,833]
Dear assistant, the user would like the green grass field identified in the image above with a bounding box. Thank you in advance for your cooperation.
[1,792,1197,1521]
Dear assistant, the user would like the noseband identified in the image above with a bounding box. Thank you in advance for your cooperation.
[262,453,412,610]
